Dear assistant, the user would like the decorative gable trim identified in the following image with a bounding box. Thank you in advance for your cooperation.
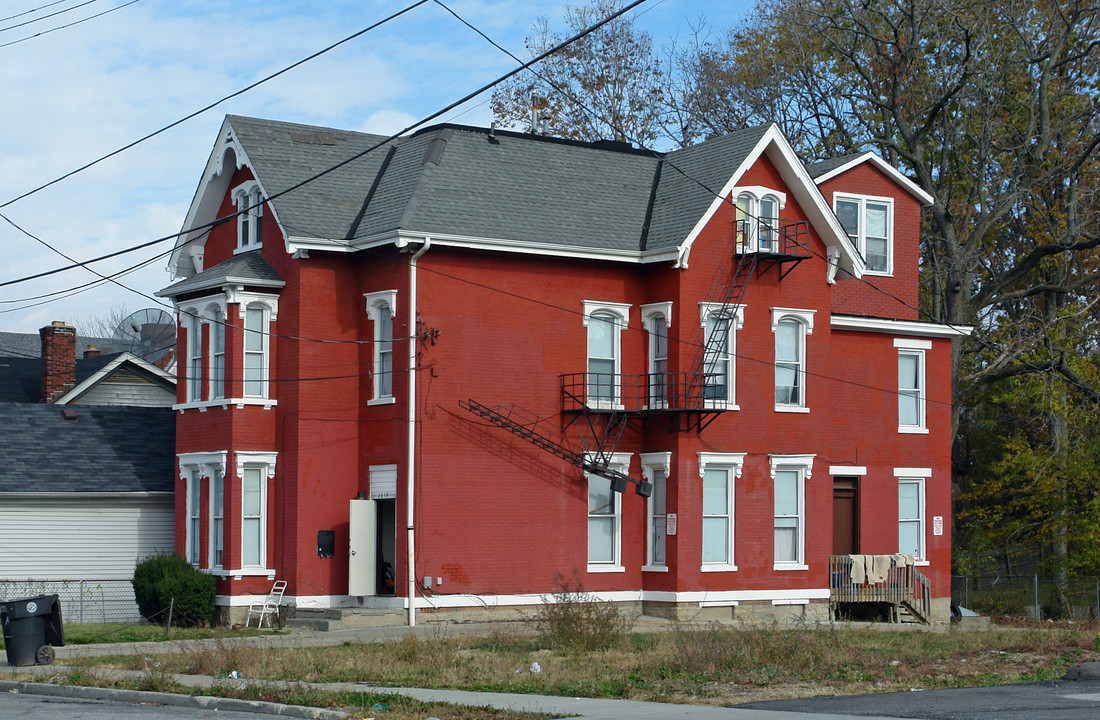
[674,125,864,279]
[169,118,286,280]
[813,152,934,206]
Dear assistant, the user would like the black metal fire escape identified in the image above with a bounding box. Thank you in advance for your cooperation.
[462,212,811,495]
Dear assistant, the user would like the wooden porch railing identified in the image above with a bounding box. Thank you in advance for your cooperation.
[830,555,932,624]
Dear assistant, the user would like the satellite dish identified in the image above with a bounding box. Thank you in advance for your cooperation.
[112,308,176,362]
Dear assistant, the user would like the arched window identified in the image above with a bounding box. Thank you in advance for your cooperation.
[771,308,815,410]
[583,301,630,408]
[365,290,398,404]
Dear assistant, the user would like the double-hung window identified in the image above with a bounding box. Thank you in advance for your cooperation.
[210,308,226,400]
[187,314,203,402]
[699,303,744,408]
[583,301,630,408]
[233,182,264,251]
[641,452,671,569]
[895,338,930,432]
[771,309,814,410]
[365,290,398,404]
[235,451,277,572]
[770,454,813,570]
[771,309,814,411]
[698,453,744,571]
[834,194,892,274]
[242,306,267,397]
[895,469,930,561]
[641,303,672,409]
[586,453,630,572]
[187,469,202,565]
[211,469,224,568]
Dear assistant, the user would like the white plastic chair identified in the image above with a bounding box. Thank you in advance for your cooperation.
[245,580,286,628]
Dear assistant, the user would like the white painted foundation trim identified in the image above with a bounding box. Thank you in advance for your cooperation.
[220,588,833,609]
[771,598,809,606]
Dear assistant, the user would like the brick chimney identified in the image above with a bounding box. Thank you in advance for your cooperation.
[83,345,101,359]
[40,321,76,402]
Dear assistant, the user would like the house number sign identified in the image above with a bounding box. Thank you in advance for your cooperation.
[933,516,943,536]
[666,513,677,536]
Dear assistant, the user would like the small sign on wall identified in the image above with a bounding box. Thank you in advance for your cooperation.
[933,516,944,536]
[666,513,677,536]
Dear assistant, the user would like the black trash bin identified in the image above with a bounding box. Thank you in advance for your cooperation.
[0,594,65,666]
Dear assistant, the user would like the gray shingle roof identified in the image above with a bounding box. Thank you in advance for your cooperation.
[807,153,866,179]
[216,116,775,256]
[0,403,174,493]
[158,250,285,298]
[0,357,40,402]
[0,331,122,359]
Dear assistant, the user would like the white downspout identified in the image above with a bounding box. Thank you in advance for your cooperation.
[406,237,430,627]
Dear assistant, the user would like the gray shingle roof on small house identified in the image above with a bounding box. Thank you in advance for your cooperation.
[0,403,174,493]
[0,331,121,359]
[211,116,773,256]
[158,249,285,298]
[0,357,40,402]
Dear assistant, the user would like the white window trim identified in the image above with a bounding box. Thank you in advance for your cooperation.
[771,308,815,411]
[699,303,744,409]
[895,470,928,563]
[241,303,271,400]
[209,468,225,570]
[586,452,631,573]
[640,302,672,410]
[698,452,744,572]
[583,300,631,410]
[365,290,398,405]
[232,181,265,253]
[732,186,788,254]
[833,192,894,276]
[187,469,201,566]
[640,451,671,571]
[895,338,930,433]
[234,451,277,574]
[207,303,227,401]
[770,454,814,570]
[178,451,228,569]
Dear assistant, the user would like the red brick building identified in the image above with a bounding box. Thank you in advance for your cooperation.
[159,116,967,625]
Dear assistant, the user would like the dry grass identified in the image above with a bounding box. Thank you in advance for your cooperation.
[68,622,1100,707]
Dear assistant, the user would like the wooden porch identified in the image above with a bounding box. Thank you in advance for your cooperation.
[830,555,932,624]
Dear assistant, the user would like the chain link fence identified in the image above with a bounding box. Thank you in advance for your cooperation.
[953,575,1100,620]
[0,579,141,624]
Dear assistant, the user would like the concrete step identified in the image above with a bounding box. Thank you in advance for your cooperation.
[285,607,406,631]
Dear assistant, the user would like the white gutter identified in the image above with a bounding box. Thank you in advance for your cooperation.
[406,237,430,627]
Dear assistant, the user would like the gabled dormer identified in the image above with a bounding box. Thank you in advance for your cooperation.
[810,152,933,320]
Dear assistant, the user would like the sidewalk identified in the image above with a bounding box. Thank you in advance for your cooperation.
[3,622,899,720]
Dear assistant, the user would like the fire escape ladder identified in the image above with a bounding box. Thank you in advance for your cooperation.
[459,398,652,496]
[688,250,758,405]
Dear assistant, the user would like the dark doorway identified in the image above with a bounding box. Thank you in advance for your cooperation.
[833,477,859,555]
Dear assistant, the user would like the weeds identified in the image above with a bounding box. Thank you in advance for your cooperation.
[534,571,630,652]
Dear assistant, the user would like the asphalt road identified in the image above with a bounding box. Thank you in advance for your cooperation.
[735,679,1100,719]
[0,692,288,719]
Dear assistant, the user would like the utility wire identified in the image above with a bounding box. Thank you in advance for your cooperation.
[0,0,96,32]
[0,0,431,207]
[1,0,72,24]
[0,0,140,49]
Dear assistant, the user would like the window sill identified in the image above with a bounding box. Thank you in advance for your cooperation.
[174,398,277,412]
[367,397,396,406]
[233,244,263,255]
[915,560,930,567]
[586,564,625,573]
[864,270,893,278]
[775,405,809,413]
[586,402,625,411]
[774,563,809,571]
[642,565,668,573]
[700,564,738,573]
[898,426,929,434]
[703,402,739,411]
[209,568,276,580]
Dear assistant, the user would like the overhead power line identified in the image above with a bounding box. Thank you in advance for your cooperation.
[0,0,141,49]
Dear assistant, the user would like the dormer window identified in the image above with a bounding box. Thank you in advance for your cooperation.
[834,193,892,274]
[233,182,264,251]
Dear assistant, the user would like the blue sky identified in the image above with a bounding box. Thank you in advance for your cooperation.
[0,0,752,334]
